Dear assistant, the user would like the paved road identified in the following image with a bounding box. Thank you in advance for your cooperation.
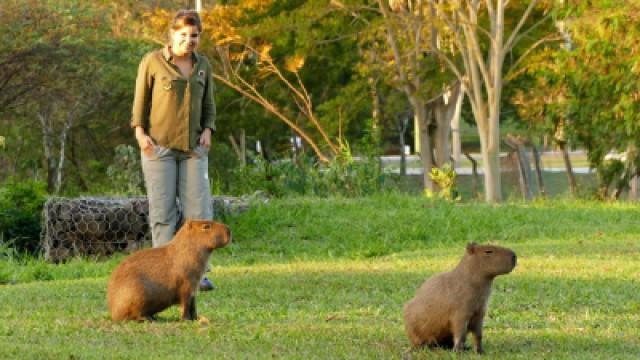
[386,167,593,175]
[375,153,593,175]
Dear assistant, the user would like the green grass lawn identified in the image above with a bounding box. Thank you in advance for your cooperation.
[1,195,639,359]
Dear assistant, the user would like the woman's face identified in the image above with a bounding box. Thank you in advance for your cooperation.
[170,25,200,56]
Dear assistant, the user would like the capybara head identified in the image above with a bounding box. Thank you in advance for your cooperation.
[181,219,231,250]
[465,243,517,277]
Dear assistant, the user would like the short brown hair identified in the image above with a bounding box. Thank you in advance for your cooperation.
[170,10,202,33]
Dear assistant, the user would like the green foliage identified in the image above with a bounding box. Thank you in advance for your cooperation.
[521,3,640,198]
[0,180,47,255]
[424,164,458,201]
[106,144,145,196]
[0,0,153,194]
[220,153,388,198]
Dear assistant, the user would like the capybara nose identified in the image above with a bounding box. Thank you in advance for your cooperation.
[226,227,232,245]
[512,254,517,267]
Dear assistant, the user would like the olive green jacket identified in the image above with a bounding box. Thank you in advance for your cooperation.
[131,46,216,152]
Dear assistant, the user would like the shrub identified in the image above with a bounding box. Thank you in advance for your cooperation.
[0,180,47,254]
[424,164,459,201]
[106,144,145,195]
[220,153,388,197]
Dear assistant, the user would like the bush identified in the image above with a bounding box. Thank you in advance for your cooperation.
[105,144,145,196]
[220,153,389,197]
[0,180,47,254]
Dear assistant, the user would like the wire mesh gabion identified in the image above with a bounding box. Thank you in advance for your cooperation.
[41,195,259,262]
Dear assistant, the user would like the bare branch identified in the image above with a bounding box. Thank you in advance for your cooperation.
[504,34,563,82]
[462,24,492,94]
[504,0,540,54]
[376,0,412,95]
[505,11,553,54]
[212,73,331,163]
[427,48,464,80]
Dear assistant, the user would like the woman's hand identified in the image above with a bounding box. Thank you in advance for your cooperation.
[199,128,212,148]
[134,127,154,153]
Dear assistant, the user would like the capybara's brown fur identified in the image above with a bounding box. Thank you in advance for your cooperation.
[107,220,231,322]
[403,243,516,354]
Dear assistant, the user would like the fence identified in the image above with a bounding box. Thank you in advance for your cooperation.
[41,194,261,262]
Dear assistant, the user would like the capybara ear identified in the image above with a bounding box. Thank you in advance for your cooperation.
[466,242,477,254]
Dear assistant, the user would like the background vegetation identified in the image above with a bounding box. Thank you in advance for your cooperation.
[2,0,637,200]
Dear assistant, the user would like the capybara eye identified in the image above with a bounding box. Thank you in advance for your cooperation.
[484,250,493,254]
[202,224,211,230]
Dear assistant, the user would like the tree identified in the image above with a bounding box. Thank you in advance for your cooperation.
[552,4,640,199]
[335,1,552,199]
[427,0,553,202]
[0,0,148,192]
[515,2,640,199]
[331,0,458,190]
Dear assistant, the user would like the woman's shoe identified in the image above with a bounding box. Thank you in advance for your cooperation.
[199,277,216,291]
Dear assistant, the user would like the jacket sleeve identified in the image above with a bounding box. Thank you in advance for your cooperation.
[130,53,154,129]
[201,59,216,132]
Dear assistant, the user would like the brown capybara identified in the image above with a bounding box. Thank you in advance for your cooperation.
[107,219,231,322]
[403,243,516,354]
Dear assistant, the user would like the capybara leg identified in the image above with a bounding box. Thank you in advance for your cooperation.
[404,324,423,348]
[188,296,197,320]
[471,332,483,354]
[469,311,485,354]
[469,320,484,353]
[407,332,423,348]
[181,296,197,321]
[451,319,469,352]
[132,314,155,322]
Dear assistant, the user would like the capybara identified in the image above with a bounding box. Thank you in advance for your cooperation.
[107,220,231,322]
[403,243,517,354]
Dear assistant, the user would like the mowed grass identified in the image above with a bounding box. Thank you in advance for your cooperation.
[1,194,639,359]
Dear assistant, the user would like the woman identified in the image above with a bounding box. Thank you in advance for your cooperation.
[130,10,217,291]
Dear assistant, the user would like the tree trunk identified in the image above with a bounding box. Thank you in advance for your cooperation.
[54,119,72,194]
[530,144,546,197]
[450,85,464,167]
[630,176,638,200]
[464,152,479,199]
[432,84,461,167]
[399,139,406,176]
[38,112,56,193]
[413,99,434,191]
[477,114,502,203]
[397,113,409,177]
[369,76,382,145]
[229,129,247,167]
[69,133,89,192]
[505,134,532,201]
[559,142,577,196]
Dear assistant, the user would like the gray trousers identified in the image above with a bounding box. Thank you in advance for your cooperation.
[141,145,213,247]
